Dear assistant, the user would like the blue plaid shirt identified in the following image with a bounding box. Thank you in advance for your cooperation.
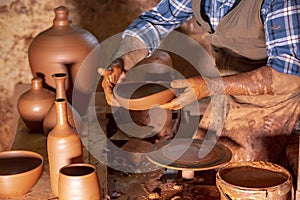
[123,0,300,76]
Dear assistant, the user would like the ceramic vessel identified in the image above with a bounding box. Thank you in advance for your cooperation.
[0,150,43,197]
[216,161,293,200]
[47,98,83,196]
[58,163,100,200]
[113,81,176,111]
[43,73,81,135]
[17,77,55,132]
[28,6,99,114]
[112,50,176,139]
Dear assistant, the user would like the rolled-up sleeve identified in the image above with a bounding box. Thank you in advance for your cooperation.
[263,0,300,76]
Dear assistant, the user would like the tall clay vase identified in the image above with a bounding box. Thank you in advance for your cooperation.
[47,98,83,197]
[17,77,55,133]
[58,163,101,200]
[43,73,81,135]
[28,6,99,115]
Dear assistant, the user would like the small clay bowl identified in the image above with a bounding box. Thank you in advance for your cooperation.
[0,150,44,197]
[113,81,176,110]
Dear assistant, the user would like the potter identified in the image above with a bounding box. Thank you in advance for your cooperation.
[98,0,300,164]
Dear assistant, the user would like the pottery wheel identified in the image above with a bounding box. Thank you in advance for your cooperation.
[146,139,232,171]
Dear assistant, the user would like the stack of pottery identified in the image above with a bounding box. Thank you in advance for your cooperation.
[47,98,83,197]
[47,98,100,199]
[20,5,101,199]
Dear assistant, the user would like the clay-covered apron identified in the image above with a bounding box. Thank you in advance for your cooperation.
[192,0,300,163]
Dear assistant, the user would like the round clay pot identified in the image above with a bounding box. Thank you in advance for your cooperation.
[43,73,81,135]
[47,98,83,196]
[17,77,55,133]
[216,161,293,200]
[28,6,99,114]
[113,81,176,111]
[58,163,100,200]
[0,150,44,198]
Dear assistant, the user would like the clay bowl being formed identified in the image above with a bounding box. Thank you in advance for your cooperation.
[0,150,44,197]
[113,81,176,110]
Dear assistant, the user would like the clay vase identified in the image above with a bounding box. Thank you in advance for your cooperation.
[58,163,101,200]
[47,98,83,197]
[43,73,81,135]
[17,77,55,133]
[28,6,99,115]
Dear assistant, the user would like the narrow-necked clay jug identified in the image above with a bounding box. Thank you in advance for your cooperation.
[17,77,55,133]
[47,98,83,197]
[28,6,99,115]
[43,73,81,135]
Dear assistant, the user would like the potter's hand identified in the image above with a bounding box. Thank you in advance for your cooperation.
[160,66,279,110]
[160,77,210,110]
[98,58,125,106]
[98,36,148,106]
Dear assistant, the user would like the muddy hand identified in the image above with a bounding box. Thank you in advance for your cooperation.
[98,59,124,106]
[160,77,209,110]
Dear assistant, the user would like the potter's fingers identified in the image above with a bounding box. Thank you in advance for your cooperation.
[98,68,112,76]
[159,89,195,110]
[102,78,113,95]
[171,79,190,88]
[102,76,120,106]
[102,83,116,106]
[159,98,183,110]
[105,93,120,107]
[99,71,117,85]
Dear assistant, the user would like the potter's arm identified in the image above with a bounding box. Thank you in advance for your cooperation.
[161,66,287,110]
[98,36,148,105]
[210,66,274,96]
[111,36,149,72]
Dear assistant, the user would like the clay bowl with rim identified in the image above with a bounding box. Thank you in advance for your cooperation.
[0,150,44,197]
[113,81,176,110]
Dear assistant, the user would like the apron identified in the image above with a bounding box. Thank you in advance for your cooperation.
[192,0,300,163]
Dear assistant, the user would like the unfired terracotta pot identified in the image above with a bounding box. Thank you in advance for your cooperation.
[47,98,83,197]
[0,150,44,197]
[28,6,99,115]
[114,81,176,111]
[114,50,176,139]
[43,73,81,135]
[58,163,100,200]
[17,77,55,133]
